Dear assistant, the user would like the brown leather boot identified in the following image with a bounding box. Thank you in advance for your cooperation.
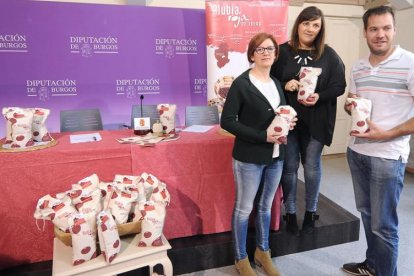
[254,248,281,276]
[235,257,256,276]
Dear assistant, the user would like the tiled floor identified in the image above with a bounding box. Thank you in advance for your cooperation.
[182,154,414,276]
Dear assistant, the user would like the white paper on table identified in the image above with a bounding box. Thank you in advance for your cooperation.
[182,125,214,133]
[69,133,102,144]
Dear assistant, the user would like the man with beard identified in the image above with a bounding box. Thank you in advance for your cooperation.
[343,5,414,276]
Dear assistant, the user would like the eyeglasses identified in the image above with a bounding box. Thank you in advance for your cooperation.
[255,46,276,54]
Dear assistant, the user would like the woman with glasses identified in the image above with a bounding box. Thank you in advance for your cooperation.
[221,32,292,276]
[270,6,346,235]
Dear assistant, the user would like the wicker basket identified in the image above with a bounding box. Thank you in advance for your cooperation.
[54,220,142,247]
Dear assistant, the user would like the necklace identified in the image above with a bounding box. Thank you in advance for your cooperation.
[294,54,313,65]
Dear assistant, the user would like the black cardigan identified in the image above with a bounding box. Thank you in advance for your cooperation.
[220,69,286,165]
[270,42,346,146]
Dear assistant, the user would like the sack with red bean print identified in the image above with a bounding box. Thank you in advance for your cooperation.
[4,107,35,148]
[137,201,166,247]
[74,189,102,234]
[266,106,297,145]
[113,174,144,201]
[150,182,170,206]
[72,174,100,193]
[32,108,52,142]
[98,181,115,209]
[72,189,102,214]
[140,172,160,200]
[34,194,78,233]
[346,97,372,135]
[107,188,138,224]
[97,210,121,263]
[297,67,322,103]
[157,104,176,134]
[69,213,97,266]
[276,105,297,123]
[2,107,18,144]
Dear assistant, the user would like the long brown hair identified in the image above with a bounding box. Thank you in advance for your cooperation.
[290,6,325,60]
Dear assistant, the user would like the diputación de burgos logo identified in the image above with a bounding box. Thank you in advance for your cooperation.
[210,3,261,28]
[26,79,77,101]
[115,78,161,99]
[0,34,28,52]
[193,78,207,96]
[155,38,198,58]
[70,36,118,57]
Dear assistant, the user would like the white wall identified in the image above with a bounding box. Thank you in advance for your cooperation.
[394,8,414,52]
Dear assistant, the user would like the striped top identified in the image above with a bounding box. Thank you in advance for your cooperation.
[348,46,414,162]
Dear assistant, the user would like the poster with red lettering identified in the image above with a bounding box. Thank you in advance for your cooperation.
[205,0,289,111]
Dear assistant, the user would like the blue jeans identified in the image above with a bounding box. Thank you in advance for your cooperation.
[347,148,404,276]
[281,127,324,214]
[232,158,283,261]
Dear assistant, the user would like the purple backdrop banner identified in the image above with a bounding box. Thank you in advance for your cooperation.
[0,0,207,137]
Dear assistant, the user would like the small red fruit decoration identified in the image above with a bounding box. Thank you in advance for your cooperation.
[273,126,282,133]
[71,224,81,234]
[113,240,120,248]
[81,246,91,254]
[34,109,44,115]
[146,176,154,185]
[79,181,92,188]
[39,200,49,209]
[42,134,52,142]
[52,203,65,212]
[25,140,35,147]
[108,253,117,263]
[73,259,85,266]
[13,113,25,119]
[277,136,287,144]
[152,237,163,246]
[356,121,365,127]
[123,177,132,184]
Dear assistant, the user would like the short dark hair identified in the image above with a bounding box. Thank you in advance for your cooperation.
[247,32,279,64]
[363,5,395,30]
[290,6,325,60]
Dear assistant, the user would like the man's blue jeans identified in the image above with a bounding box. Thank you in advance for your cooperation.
[281,127,324,213]
[347,147,405,276]
[232,158,283,261]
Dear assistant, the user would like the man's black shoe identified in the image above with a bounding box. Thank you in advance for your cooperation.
[342,260,375,276]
